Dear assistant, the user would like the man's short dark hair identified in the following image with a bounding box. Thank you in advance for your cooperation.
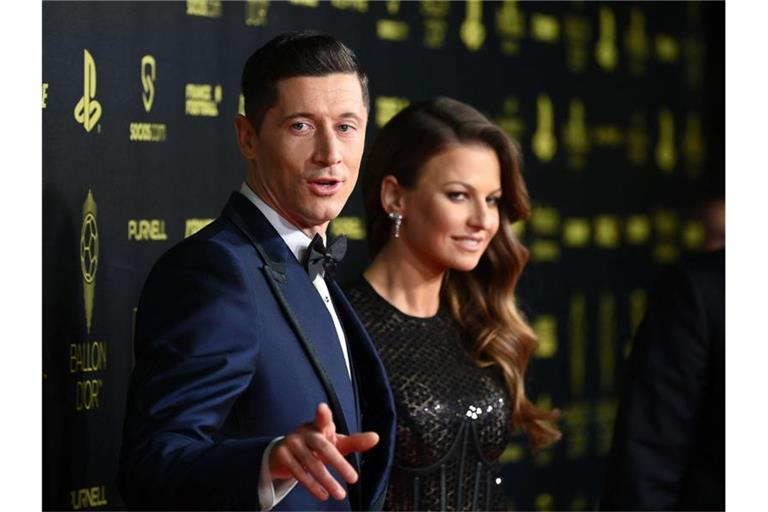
[241,31,369,132]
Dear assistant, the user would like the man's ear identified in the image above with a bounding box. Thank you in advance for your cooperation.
[234,114,258,159]
[381,175,405,215]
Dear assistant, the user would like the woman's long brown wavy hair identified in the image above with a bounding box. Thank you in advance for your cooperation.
[362,97,561,449]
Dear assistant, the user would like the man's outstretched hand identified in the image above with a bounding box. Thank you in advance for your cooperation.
[269,403,379,501]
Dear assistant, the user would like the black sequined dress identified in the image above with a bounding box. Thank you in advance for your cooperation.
[345,279,511,511]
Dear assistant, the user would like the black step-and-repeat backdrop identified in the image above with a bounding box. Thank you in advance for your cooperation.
[43,1,724,510]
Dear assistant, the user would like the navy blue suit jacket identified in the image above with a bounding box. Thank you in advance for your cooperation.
[118,192,396,510]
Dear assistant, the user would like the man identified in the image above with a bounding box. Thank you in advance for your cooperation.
[118,32,396,511]
[601,248,725,510]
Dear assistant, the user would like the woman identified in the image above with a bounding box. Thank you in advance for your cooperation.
[345,97,560,511]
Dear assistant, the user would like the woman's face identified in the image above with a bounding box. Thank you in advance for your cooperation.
[398,143,502,273]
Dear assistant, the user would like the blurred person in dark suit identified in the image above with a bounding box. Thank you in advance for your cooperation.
[601,247,725,510]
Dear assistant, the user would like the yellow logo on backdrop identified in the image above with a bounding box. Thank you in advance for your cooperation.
[80,190,99,334]
[625,214,651,245]
[625,8,649,75]
[185,218,215,237]
[532,94,556,162]
[563,402,589,460]
[594,214,620,249]
[564,14,589,73]
[377,19,409,41]
[375,96,410,128]
[245,0,270,26]
[683,112,703,172]
[563,98,589,169]
[70,485,107,510]
[141,55,156,112]
[592,124,623,148]
[595,6,618,72]
[128,219,168,241]
[42,83,49,109]
[496,97,525,140]
[330,0,368,12]
[562,218,590,247]
[74,50,102,133]
[496,0,525,55]
[186,84,222,117]
[655,108,676,172]
[421,0,450,49]
[130,55,167,142]
[330,217,366,240]
[460,0,485,51]
[595,398,618,454]
[533,315,557,358]
[187,0,222,17]
[530,13,559,43]
[655,34,680,62]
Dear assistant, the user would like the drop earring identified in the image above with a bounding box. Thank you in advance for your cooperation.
[388,212,403,238]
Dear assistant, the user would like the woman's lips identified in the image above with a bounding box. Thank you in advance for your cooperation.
[451,236,483,251]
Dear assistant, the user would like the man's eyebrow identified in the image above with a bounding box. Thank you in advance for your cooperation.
[338,112,363,122]
[280,112,364,123]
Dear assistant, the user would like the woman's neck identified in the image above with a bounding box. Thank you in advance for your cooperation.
[363,239,445,318]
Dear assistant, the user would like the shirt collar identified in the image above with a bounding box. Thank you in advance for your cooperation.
[238,182,325,263]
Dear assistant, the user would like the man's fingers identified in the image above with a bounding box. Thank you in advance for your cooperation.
[336,431,380,456]
[313,403,334,433]
[272,446,329,501]
[270,408,368,502]
[307,435,359,484]
[291,439,347,500]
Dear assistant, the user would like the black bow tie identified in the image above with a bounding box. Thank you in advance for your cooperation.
[304,233,347,280]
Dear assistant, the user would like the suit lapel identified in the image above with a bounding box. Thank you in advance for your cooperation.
[222,193,358,436]
[327,280,363,431]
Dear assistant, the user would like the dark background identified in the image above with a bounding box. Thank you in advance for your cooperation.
[43,1,724,510]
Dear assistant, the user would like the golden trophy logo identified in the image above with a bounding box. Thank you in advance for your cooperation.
[595,7,618,72]
[460,0,485,52]
[655,108,676,172]
[141,55,156,112]
[74,50,102,132]
[532,94,557,162]
[80,190,99,334]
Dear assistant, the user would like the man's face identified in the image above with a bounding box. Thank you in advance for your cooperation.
[244,73,367,235]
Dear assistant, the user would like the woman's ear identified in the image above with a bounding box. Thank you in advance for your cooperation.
[233,114,258,159]
[380,175,405,214]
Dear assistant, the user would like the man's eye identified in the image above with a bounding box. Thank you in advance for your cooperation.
[338,124,355,133]
[291,122,310,131]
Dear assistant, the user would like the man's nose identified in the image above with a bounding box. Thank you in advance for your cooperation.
[313,128,343,167]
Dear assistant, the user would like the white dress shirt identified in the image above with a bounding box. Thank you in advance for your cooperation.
[239,183,352,510]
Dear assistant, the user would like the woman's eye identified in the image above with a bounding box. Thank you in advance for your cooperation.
[447,192,467,201]
[487,196,501,207]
